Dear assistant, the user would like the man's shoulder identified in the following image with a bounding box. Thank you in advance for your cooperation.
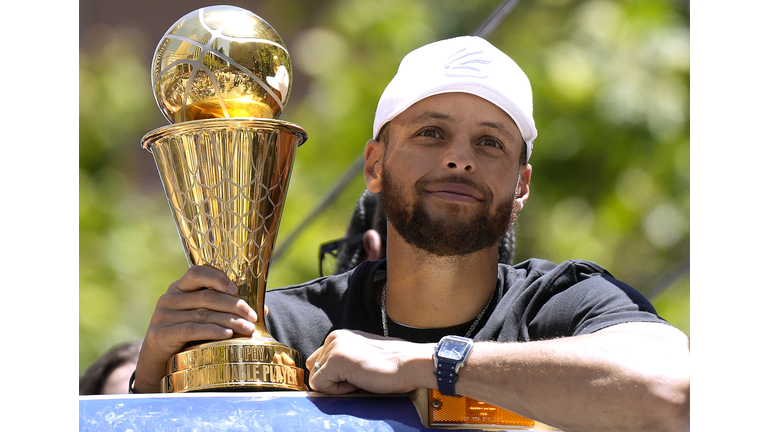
[266,272,349,301]
[266,260,383,302]
[492,258,663,339]
[501,257,655,315]
[497,258,625,300]
[501,258,613,281]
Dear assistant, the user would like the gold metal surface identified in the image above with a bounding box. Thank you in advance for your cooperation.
[142,118,308,392]
[161,339,305,392]
[151,5,292,123]
[144,5,307,393]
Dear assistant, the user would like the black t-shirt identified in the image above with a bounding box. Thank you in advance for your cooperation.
[265,258,668,367]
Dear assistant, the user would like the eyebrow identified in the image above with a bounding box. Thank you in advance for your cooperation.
[406,111,454,125]
[478,121,517,142]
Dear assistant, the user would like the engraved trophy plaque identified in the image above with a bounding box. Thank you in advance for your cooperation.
[140,5,307,392]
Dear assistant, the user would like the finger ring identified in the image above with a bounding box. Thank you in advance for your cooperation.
[313,362,322,373]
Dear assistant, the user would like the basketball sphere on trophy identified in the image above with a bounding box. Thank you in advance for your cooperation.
[151,5,292,123]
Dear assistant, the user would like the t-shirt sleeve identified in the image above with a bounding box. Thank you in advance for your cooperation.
[527,268,669,340]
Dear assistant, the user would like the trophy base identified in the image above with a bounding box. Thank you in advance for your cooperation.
[162,336,307,393]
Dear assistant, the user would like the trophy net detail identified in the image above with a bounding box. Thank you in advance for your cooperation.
[145,119,304,308]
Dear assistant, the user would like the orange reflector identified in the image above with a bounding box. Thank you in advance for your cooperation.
[428,388,535,428]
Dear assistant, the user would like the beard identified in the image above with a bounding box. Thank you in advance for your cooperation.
[379,169,518,257]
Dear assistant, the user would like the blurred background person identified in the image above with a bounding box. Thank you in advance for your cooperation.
[80,341,141,395]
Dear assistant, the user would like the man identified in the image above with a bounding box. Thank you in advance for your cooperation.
[133,36,690,432]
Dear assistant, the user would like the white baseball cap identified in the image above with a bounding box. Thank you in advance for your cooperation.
[373,36,537,162]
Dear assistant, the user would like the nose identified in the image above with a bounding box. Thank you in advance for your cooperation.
[447,161,472,171]
[443,140,476,172]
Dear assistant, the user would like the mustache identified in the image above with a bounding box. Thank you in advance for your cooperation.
[414,175,491,201]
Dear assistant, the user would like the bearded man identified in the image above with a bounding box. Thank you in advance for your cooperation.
[132,36,690,432]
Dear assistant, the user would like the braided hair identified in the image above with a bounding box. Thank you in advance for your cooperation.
[334,189,384,274]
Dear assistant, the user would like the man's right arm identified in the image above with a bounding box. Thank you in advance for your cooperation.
[132,266,259,393]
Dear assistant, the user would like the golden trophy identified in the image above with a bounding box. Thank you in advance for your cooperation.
[140,5,308,392]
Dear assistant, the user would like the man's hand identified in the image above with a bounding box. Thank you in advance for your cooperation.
[306,329,436,395]
[133,266,259,393]
[307,324,689,432]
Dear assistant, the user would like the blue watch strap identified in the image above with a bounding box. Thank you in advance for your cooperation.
[435,359,459,396]
[434,335,473,397]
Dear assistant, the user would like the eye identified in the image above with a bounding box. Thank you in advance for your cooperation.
[478,137,502,149]
[417,127,442,139]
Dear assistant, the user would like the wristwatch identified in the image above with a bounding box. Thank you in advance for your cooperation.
[433,335,474,397]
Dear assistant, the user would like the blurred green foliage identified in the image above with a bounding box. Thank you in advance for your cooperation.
[80,0,689,375]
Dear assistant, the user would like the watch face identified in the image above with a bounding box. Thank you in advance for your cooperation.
[438,338,470,361]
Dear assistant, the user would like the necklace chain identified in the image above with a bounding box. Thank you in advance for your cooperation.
[380,282,494,338]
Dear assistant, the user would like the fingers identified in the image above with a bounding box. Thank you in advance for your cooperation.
[307,331,361,395]
[272,352,296,367]
[308,355,358,395]
[172,265,238,295]
[157,286,258,323]
[313,376,359,395]
[307,333,338,393]
[134,265,258,392]
[151,267,259,346]
[305,329,343,376]
[156,308,257,340]
[307,330,433,396]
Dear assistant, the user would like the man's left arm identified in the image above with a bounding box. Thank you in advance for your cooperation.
[307,322,689,432]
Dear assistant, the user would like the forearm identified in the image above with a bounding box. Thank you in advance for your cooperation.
[452,323,690,432]
[310,324,689,431]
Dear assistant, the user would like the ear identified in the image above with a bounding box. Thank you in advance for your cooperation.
[364,139,385,193]
[514,164,533,212]
[362,229,384,261]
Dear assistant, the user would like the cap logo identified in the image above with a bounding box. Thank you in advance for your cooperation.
[444,47,491,78]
